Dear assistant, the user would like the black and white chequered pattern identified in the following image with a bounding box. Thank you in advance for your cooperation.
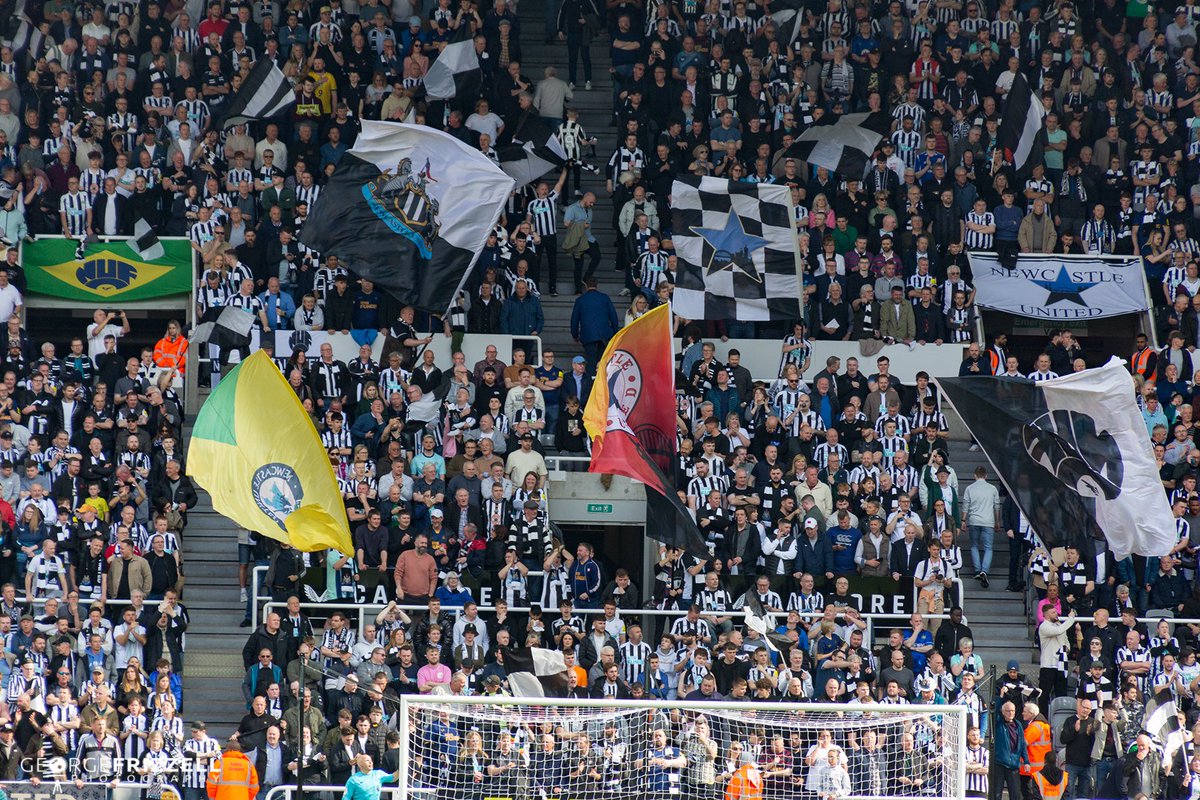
[671,178,801,322]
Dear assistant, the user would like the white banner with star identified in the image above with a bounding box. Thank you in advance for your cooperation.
[968,253,1149,320]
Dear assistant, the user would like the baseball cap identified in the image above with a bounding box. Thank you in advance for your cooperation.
[572,356,585,364]
[1007,660,1020,670]
[191,721,207,730]
[0,723,13,732]
[804,518,818,530]
[914,675,936,693]
[430,508,444,518]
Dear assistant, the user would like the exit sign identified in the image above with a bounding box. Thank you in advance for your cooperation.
[587,503,613,514]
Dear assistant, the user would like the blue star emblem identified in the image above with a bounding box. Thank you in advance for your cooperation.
[1031,266,1097,306]
[690,212,770,282]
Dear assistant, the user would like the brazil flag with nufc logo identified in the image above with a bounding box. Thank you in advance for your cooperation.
[23,238,191,302]
[188,351,354,554]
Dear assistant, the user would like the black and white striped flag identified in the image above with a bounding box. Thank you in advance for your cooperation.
[214,57,295,130]
[424,40,481,101]
[671,177,803,322]
[126,219,164,261]
[191,306,255,352]
[998,72,1046,173]
[497,116,567,186]
[504,647,569,697]
[783,111,891,179]
[1144,686,1186,759]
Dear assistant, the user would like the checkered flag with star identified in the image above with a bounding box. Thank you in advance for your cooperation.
[670,177,803,322]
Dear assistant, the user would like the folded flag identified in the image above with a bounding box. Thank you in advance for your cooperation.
[784,111,891,179]
[126,219,164,261]
[214,57,295,131]
[1145,686,1185,759]
[424,39,481,101]
[671,177,803,322]
[497,116,567,186]
[188,351,355,554]
[192,305,255,353]
[298,120,514,314]
[997,72,1046,173]
[504,647,569,698]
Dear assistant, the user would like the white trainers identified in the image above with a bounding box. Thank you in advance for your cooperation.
[619,288,631,296]
[968,443,980,452]
[585,81,592,90]
[240,588,248,603]
[568,82,575,89]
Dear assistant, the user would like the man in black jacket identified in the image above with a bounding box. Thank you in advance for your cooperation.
[1060,698,1098,798]
[242,611,289,669]
[323,273,355,333]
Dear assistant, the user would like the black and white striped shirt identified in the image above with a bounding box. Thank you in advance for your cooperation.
[59,191,90,237]
[965,744,989,795]
[963,211,994,250]
[618,640,652,684]
[779,334,811,377]
[1026,369,1060,382]
[527,191,560,237]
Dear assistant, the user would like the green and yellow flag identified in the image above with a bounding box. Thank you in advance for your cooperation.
[188,350,354,554]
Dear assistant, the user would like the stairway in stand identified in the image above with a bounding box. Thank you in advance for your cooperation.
[515,0,625,361]
[178,487,254,736]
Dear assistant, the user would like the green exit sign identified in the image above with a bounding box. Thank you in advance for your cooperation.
[587,503,613,514]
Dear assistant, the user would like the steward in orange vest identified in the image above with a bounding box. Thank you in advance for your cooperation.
[207,741,260,800]
[1021,712,1053,777]
[1032,762,1067,799]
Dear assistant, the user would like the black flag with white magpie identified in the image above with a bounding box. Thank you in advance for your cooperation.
[503,647,569,697]
[936,359,1175,559]
[424,40,481,101]
[783,111,891,179]
[214,57,295,130]
[997,72,1046,173]
[671,177,803,322]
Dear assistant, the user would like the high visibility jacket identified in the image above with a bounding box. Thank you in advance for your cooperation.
[1021,719,1052,776]
[154,335,188,371]
[725,764,764,800]
[1032,769,1067,799]
[207,751,259,800]
[1131,346,1153,378]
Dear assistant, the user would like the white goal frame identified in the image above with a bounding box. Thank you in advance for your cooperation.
[397,694,970,800]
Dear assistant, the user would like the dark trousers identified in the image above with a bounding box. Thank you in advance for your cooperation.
[995,766,1022,800]
[573,241,601,291]
[542,233,559,292]
[566,28,592,84]
[1008,532,1027,589]
[1038,667,1066,715]
[583,340,606,373]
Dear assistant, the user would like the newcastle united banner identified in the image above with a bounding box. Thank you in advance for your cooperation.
[23,237,192,302]
[969,253,1149,319]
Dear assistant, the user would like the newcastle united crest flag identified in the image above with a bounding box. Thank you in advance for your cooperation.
[583,304,708,559]
[937,358,1175,560]
[299,120,514,313]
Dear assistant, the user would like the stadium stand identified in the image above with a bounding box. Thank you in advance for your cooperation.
[0,0,1195,797]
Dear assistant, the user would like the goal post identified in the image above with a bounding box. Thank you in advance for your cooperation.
[396,695,970,800]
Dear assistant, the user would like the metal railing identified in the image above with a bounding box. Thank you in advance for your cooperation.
[250,566,966,651]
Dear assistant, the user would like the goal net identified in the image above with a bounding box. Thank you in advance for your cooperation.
[397,695,970,800]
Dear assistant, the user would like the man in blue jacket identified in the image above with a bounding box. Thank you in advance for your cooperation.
[793,517,834,585]
[499,280,544,336]
[569,277,618,370]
